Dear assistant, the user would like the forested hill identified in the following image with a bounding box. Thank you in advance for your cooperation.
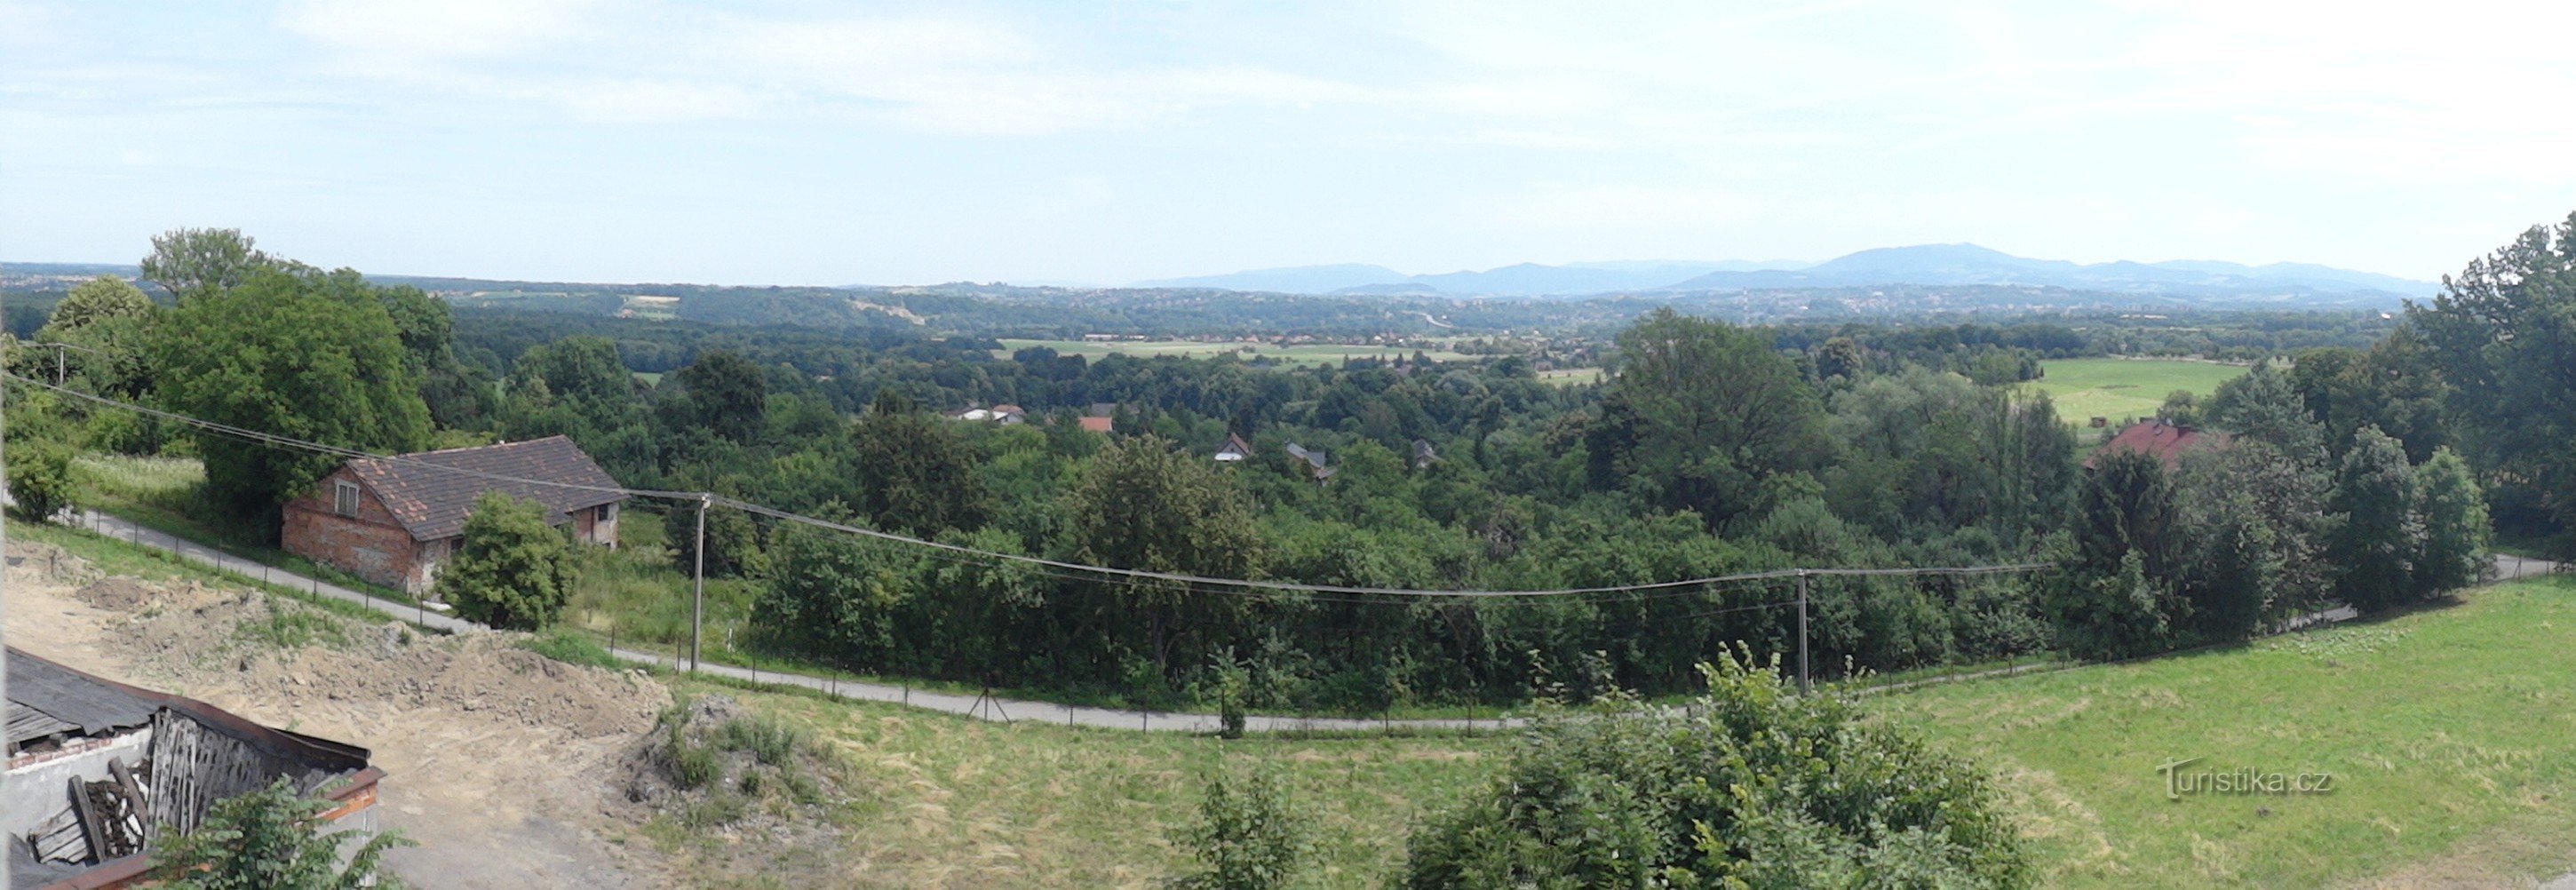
[4,262,2403,339]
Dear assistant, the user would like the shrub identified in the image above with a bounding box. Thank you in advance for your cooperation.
[1166,769,1309,890]
[719,715,805,767]
[148,776,412,889]
[435,491,577,631]
[1395,648,2025,889]
[5,438,75,521]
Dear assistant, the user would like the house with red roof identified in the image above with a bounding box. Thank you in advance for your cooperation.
[2086,420,2227,470]
[281,435,625,595]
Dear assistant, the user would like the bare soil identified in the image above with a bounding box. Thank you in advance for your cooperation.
[4,540,674,889]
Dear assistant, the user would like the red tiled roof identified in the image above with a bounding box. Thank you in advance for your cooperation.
[1077,416,1114,433]
[346,435,625,541]
[2086,420,2226,470]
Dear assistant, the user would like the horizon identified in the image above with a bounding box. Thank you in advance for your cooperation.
[7,3,2572,286]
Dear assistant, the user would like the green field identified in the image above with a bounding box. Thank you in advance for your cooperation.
[2028,358,2249,426]
[1537,366,1605,386]
[1877,576,2576,887]
[997,338,1469,368]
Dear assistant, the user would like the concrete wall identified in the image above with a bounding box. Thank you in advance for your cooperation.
[281,466,427,594]
[3,728,154,840]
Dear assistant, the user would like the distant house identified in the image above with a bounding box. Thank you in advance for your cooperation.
[947,405,1026,425]
[1085,402,1118,418]
[282,435,625,596]
[1411,438,1441,470]
[2087,420,2226,470]
[1077,416,1114,433]
[1284,442,1337,483]
[1214,433,1253,462]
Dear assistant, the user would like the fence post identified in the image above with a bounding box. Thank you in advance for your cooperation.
[1796,569,1811,695]
[690,494,708,674]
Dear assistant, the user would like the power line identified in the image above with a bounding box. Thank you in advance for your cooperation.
[4,371,2057,600]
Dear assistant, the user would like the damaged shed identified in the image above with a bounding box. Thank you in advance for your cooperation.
[5,648,382,889]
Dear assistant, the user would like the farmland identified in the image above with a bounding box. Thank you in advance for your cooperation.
[1876,575,2576,888]
[995,338,1469,368]
[2028,357,2248,426]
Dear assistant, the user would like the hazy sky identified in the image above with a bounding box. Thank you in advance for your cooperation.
[5,1,2572,286]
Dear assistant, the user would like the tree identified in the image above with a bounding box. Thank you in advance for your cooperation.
[515,336,634,405]
[152,266,433,523]
[676,350,768,441]
[751,524,900,669]
[37,275,160,399]
[2073,448,2174,577]
[435,492,578,630]
[2206,361,2326,464]
[4,438,74,521]
[2330,426,2424,613]
[139,226,272,302]
[1585,308,1828,527]
[1396,651,2025,888]
[1060,435,1266,672]
[1168,769,1310,890]
[2411,213,2576,553]
[45,274,155,330]
[147,776,410,890]
[850,390,988,536]
[2413,448,2490,595]
[2046,549,2173,660]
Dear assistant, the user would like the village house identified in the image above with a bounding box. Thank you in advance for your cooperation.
[281,435,625,596]
[1214,433,1253,462]
[2087,419,2228,470]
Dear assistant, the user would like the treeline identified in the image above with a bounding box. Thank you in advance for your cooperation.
[8,223,2550,713]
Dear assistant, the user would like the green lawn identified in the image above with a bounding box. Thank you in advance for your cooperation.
[665,676,1499,887]
[1875,576,2576,887]
[2028,358,2248,427]
[1537,366,1604,386]
[996,338,1468,368]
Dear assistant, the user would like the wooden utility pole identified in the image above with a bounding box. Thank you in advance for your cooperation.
[691,492,709,673]
[1795,569,1811,694]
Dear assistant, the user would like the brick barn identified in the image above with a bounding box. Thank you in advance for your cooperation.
[281,435,625,595]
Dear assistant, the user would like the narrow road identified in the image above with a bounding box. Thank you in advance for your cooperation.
[63,509,2561,735]
[62,509,1515,735]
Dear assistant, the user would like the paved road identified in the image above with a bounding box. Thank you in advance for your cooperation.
[62,509,2563,735]
[64,509,1512,735]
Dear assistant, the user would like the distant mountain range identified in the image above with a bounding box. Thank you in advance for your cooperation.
[1133,244,2436,301]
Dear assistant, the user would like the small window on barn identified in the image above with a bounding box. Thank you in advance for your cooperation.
[333,481,360,517]
[598,504,616,522]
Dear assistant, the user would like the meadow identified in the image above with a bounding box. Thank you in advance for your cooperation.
[995,338,1469,368]
[2026,357,2248,427]
[1875,575,2576,887]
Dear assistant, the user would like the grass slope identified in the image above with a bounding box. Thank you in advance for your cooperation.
[2029,358,2247,427]
[668,678,1499,887]
[1876,576,2576,887]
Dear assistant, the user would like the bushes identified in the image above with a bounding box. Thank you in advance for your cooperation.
[1395,649,2025,888]
[436,491,577,631]
[5,438,74,521]
[148,776,412,889]
[1167,769,1310,890]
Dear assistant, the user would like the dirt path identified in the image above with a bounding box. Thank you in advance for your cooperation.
[3,544,669,889]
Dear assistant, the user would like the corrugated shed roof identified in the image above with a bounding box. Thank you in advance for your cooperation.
[346,435,625,541]
[7,648,157,747]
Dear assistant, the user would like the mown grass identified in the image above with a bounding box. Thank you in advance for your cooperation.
[657,674,1502,888]
[2029,357,2248,428]
[1874,575,2576,887]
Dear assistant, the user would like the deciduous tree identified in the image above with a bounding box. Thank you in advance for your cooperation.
[436,491,578,630]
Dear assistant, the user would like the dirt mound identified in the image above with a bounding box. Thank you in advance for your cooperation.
[5,539,99,585]
[74,578,160,610]
[101,587,665,740]
[616,694,850,845]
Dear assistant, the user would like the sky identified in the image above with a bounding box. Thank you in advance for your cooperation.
[4,1,2573,287]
